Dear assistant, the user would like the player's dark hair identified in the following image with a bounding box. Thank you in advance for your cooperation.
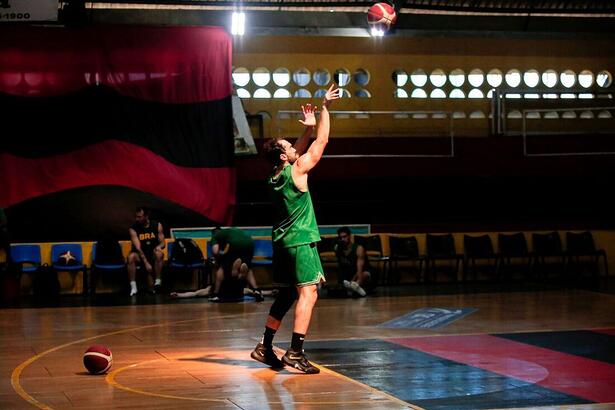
[337,226,351,236]
[136,206,150,216]
[264,138,284,166]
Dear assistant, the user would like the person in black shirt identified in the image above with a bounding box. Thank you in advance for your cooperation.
[335,226,371,297]
[127,206,165,295]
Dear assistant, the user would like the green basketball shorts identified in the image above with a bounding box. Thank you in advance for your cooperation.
[273,242,325,287]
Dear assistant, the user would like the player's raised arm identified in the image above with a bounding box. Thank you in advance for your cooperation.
[294,84,340,175]
[293,103,316,155]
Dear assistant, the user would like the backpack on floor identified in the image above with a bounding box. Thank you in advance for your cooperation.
[33,264,60,296]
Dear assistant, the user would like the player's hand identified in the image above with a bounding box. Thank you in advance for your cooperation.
[323,83,341,108]
[299,104,317,127]
[144,261,153,273]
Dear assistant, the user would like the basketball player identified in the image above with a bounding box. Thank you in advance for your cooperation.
[127,206,165,296]
[335,226,372,297]
[209,226,263,302]
[251,83,340,373]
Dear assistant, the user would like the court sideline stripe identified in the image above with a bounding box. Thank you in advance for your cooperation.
[289,346,425,410]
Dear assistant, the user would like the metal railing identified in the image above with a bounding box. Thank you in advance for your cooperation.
[521,106,615,157]
[490,87,615,136]
[276,109,456,158]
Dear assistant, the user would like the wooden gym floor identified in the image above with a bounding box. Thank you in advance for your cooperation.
[2,281,615,409]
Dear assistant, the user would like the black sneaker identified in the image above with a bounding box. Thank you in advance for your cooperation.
[253,290,264,302]
[153,283,162,294]
[282,350,320,374]
[251,343,283,368]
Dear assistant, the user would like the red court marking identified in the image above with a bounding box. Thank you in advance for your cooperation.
[389,334,615,403]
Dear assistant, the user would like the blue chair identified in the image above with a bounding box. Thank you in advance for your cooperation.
[167,242,206,289]
[252,239,273,266]
[92,243,125,270]
[51,244,87,294]
[90,243,126,294]
[52,244,85,270]
[10,244,42,273]
[206,241,213,260]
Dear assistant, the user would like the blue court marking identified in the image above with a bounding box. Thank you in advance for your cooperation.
[299,339,590,410]
[378,307,477,329]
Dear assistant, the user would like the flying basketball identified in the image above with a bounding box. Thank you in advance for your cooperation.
[367,2,397,31]
[83,345,113,374]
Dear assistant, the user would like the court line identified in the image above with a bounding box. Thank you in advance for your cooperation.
[271,326,615,344]
[11,313,261,410]
[310,360,425,409]
[11,311,423,409]
[14,312,606,409]
[106,345,615,409]
[106,360,230,403]
[107,356,415,406]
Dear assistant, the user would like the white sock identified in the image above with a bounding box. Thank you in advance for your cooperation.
[154,278,161,286]
[130,281,137,290]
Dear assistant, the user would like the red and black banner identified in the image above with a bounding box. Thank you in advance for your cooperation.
[0,26,235,241]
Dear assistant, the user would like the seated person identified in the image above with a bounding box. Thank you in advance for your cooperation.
[334,226,372,297]
[127,206,165,296]
[209,226,263,301]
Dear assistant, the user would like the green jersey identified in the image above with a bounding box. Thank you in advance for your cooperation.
[268,165,320,248]
[212,228,253,251]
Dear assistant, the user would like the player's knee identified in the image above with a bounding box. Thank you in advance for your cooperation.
[299,285,318,302]
[238,263,249,279]
[154,250,164,261]
[269,287,297,320]
[127,253,138,265]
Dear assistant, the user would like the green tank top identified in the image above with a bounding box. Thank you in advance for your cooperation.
[212,228,253,251]
[268,165,320,248]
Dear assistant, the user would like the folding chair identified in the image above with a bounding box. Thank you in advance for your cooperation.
[496,233,531,281]
[90,241,126,294]
[167,241,206,290]
[252,239,273,267]
[565,231,608,277]
[10,244,42,273]
[51,243,87,294]
[463,234,497,282]
[531,232,566,280]
[355,235,389,285]
[388,235,424,284]
[425,234,463,282]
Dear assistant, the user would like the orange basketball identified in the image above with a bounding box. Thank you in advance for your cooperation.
[83,345,113,374]
[367,2,397,31]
